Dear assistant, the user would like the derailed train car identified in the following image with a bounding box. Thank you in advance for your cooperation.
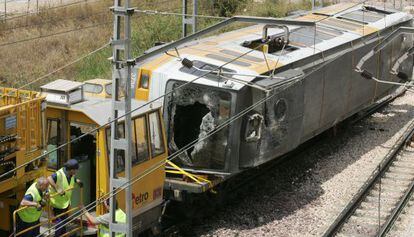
[132,3,414,200]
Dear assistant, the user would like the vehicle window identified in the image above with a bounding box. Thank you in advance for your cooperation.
[105,123,127,173]
[133,116,149,164]
[105,84,112,96]
[139,73,150,89]
[245,113,263,142]
[148,111,165,157]
[84,83,103,94]
[46,119,60,170]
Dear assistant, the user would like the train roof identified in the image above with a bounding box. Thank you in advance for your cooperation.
[49,97,162,126]
[136,3,412,91]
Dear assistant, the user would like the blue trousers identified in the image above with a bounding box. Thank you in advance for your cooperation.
[53,207,69,237]
[16,215,40,237]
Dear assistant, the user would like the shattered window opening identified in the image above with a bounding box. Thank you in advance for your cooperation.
[245,113,264,142]
[166,81,232,170]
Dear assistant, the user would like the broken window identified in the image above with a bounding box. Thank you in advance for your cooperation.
[245,113,263,142]
[166,81,232,170]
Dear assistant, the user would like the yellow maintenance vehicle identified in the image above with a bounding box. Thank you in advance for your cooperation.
[0,79,168,236]
[41,79,167,235]
[0,88,46,235]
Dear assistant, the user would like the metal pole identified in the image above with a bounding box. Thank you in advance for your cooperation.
[182,0,197,37]
[109,0,133,235]
[182,0,187,37]
[311,0,315,10]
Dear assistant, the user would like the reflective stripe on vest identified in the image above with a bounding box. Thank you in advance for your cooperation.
[18,182,42,223]
[98,209,126,237]
[50,168,75,209]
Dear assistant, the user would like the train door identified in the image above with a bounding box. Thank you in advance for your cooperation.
[45,108,98,207]
[69,122,97,206]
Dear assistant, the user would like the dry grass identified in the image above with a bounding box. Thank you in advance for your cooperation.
[0,0,318,89]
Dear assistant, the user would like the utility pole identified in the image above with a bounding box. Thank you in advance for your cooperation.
[182,0,197,37]
[109,0,134,235]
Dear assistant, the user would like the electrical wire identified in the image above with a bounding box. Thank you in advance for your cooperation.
[0,9,110,32]
[18,42,110,89]
[3,0,108,21]
[0,21,111,47]
[134,8,228,20]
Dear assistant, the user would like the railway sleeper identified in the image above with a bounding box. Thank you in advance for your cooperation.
[365,194,400,203]
[387,165,414,175]
[378,176,413,186]
[382,173,414,182]
[354,207,392,219]
[390,162,414,171]
[360,199,398,210]
[372,183,408,193]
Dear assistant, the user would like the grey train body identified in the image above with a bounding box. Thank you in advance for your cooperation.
[238,20,413,169]
[164,20,413,176]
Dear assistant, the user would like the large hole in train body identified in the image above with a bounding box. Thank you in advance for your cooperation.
[166,81,232,170]
[173,102,210,156]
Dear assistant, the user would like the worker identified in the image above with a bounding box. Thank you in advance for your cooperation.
[83,199,126,237]
[16,177,49,237]
[47,159,83,236]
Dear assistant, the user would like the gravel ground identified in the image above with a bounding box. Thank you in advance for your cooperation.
[187,92,414,237]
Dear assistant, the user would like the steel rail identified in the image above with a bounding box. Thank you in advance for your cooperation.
[322,120,414,237]
[378,155,414,236]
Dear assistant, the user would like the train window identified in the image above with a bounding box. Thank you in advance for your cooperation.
[46,119,60,170]
[139,72,150,89]
[149,111,165,157]
[84,83,103,94]
[245,113,263,142]
[105,84,112,96]
[133,116,149,163]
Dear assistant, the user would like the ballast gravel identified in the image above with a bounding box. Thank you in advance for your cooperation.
[187,92,414,237]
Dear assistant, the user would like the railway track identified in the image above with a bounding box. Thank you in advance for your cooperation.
[323,120,414,237]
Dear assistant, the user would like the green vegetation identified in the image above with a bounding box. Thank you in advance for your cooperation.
[0,0,314,89]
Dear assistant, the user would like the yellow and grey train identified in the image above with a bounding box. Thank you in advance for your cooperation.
[0,3,413,236]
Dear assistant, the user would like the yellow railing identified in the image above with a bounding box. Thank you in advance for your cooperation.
[166,160,213,187]
[13,186,84,237]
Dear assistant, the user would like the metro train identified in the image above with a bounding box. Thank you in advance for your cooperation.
[132,3,414,202]
[0,3,413,236]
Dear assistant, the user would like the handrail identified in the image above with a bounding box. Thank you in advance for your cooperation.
[13,186,84,237]
[166,160,213,187]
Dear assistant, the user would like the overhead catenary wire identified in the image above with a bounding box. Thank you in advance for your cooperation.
[18,42,110,89]
[0,21,112,47]
[3,0,108,21]
[0,9,110,32]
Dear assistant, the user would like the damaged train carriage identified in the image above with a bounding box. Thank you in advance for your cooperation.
[132,3,414,199]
